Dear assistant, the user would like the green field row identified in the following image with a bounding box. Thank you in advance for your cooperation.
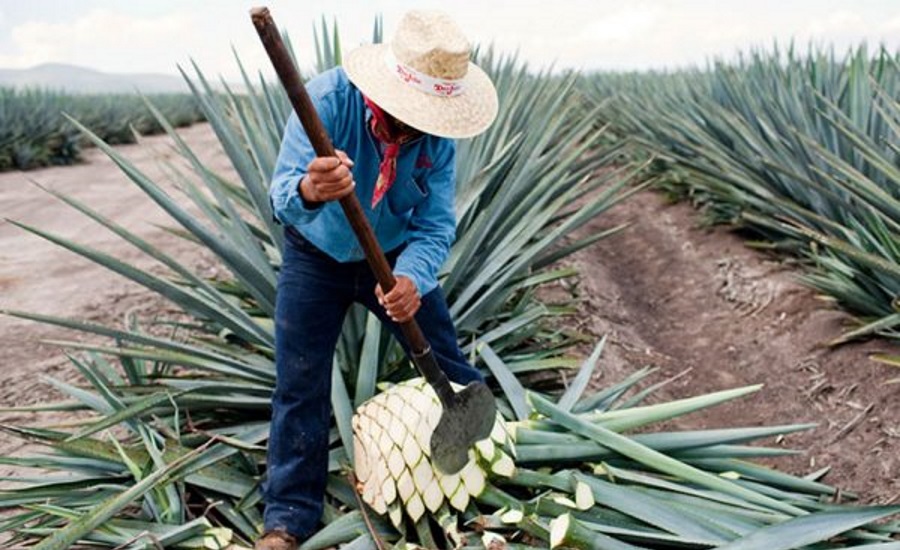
[0,87,205,171]
[588,46,900,345]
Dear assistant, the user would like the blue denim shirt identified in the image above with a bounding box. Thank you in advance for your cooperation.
[269,67,457,296]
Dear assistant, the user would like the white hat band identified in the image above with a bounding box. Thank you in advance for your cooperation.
[385,50,466,98]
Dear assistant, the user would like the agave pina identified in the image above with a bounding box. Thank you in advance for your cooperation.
[351,377,515,528]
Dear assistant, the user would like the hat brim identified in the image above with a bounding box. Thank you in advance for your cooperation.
[343,43,498,139]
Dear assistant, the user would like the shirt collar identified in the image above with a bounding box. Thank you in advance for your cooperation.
[363,102,426,147]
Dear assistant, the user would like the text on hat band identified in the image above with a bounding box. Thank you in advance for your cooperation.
[385,50,466,98]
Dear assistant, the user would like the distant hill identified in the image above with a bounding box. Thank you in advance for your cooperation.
[0,63,190,94]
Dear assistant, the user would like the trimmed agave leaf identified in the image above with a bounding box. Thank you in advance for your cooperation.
[716,507,900,550]
[528,392,804,515]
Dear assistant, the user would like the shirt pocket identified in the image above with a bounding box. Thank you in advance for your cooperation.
[387,175,429,215]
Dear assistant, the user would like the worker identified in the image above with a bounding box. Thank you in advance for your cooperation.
[256,10,498,549]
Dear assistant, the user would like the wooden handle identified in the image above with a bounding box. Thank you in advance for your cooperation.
[250,7,453,400]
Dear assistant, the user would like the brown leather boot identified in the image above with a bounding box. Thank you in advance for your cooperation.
[254,528,299,550]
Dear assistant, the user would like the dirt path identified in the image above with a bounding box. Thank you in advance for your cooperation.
[0,124,230,485]
[1,122,898,521]
[568,190,900,503]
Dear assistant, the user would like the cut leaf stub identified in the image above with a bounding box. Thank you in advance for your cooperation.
[351,377,515,527]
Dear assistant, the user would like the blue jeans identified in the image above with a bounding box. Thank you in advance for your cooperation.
[261,227,484,538]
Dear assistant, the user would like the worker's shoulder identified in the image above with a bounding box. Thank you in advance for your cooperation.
[305,67,354,103]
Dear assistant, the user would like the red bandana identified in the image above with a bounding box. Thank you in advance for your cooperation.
[363,96,419,208]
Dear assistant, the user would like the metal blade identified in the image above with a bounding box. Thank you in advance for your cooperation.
[430,381,497,474]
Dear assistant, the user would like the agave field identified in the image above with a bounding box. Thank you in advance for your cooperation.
[0,87,204,171]
[587,46,900,352]
[0,20,899,550]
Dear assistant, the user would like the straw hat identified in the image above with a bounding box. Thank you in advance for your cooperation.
[343,10,498,139]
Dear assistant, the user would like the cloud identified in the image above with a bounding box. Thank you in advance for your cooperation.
[805,10,866,36]
[1,1,899,80]
[800,9,900,49]
[578,4,665,44]
[414,1,670,72]
[0,8,192,71]
[555,3,900,70]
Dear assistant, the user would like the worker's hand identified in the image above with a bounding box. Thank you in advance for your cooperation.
[300,150,355,203]
[376,276,421,323]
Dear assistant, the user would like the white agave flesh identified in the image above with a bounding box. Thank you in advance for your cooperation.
[369,420,384,443]
[397,467,415,502]
[500,508,524,523]
[381,473,398,505]
[490,452,515,477]
[437,470,463,499]
[549,513,572,549]
[459,459,485,496]
[374,455,391,494]
[575,480,595,510]
[412,460,434,490]
[387,416,407,445]
[376,426,393,457]
[402,433,423,465]
[351,377,515,527]
[411,389,433,414]
[387,446,406,478]
[474,437,495,459]
[400,402,419,430]
[353,434,370,482]
[422,479,444,512]
[449,484,470,511]
[357,413,371,436]
[386,393,404,416]
[391,385,412,402]
[489,419,507,443]
[414,415,432,456]
[406,492,426,522]
[363,473,384,513]
[366,460,385,512]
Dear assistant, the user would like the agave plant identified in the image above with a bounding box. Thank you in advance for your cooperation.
[1,20,898,550]
[0,87,204,171]
[586,45,900,352]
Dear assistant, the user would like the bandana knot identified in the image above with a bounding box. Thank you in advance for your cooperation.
[364,96,419,208]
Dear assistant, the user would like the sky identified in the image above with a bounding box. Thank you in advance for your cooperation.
[0,1,899,79]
